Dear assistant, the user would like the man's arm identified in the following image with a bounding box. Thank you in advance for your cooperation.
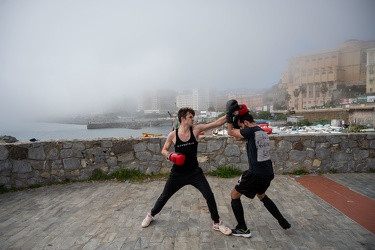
[193,116,226,136]
[161,131,175,158]
[227,122,244,139]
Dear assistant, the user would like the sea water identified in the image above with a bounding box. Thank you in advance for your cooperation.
[0,122,172,142]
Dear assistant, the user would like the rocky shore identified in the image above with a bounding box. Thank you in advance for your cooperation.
[0,135,18,143]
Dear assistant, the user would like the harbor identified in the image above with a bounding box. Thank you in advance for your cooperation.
[87,118,174,129]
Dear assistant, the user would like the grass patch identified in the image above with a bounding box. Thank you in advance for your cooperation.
[28,183,44,189]
[91,169,110,180]
[0,185,9,194]
[89,168,169,182]
[328,169,338,174]
[109,169,144,181]
[289,168,309,175]
[207,165,242,178]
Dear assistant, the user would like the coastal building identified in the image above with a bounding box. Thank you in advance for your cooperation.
[281,39,375,110]
[176,88,216,112]
[139,89,177,114]
[367,48,375,94]
[138,88,217,114]
[226,90,266,112]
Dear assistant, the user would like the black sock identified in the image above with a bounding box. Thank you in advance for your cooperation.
[261,195,291,230]
[231,199,247,229]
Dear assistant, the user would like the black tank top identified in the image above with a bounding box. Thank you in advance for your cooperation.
[172,127,199,173]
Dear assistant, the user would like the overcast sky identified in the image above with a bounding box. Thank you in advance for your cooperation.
[1,0,374,120]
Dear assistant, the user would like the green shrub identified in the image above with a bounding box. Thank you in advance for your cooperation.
[276,114,287,121]
[207,165,242,178]
[0,185,8,194]
[91,169,109,180]
[350,125,367,132]
[300,119,312,126]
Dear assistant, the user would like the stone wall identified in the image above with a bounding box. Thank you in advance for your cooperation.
[1,134,375,189]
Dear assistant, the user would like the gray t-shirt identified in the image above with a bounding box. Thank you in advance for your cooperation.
[240,125,274,176]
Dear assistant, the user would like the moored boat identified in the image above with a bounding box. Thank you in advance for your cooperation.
[142,133,165,137]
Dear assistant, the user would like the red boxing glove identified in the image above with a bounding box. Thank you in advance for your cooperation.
[167,152,186,166]
[237,104,248,116]
[259,124,273,134]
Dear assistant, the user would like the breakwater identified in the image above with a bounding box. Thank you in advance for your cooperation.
[87,119,173,129]
[1,134,374,189]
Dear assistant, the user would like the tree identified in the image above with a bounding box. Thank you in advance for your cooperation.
[285,92,291,110]
[249,110,257,118]
[276,114,287,121]
[299,85,307,109]
[300,119,312,126]
[258,111,271,120]
[293,88,301,110]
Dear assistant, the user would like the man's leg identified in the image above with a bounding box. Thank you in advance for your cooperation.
[190,170,220,222]
[257,193,291,230]
[151,175,184,216]
[230,189,251,237]
[230,189,247,229]
[191,169,231,235]
[142,174,184,227]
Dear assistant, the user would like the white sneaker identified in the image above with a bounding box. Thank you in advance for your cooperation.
[213,221,232,235]
[141,212,154,228]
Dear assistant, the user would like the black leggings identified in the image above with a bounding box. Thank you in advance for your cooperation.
[151,167,220,223]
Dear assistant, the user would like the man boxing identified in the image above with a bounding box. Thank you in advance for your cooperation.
[226,100,291,237]
[141,107,232,235]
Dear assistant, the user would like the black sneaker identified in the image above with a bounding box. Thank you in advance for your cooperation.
[279,218,291,230]
[231,228,251,238]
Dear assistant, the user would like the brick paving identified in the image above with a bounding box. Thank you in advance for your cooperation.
[0,174,374,249]
[294,174,375,235]
[324,173,375,200]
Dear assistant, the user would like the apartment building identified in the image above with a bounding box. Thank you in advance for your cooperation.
[139,89,177,114]
[176,88,216,112]
[281,39,375,109]
[226,95,264,111]
[367,48,375,93]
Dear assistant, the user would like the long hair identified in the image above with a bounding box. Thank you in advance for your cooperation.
[178,108,195,123]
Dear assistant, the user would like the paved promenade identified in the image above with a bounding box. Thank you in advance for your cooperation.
[0,174,374,250]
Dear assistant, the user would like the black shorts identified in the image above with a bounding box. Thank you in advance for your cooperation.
[234,170,274,199]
